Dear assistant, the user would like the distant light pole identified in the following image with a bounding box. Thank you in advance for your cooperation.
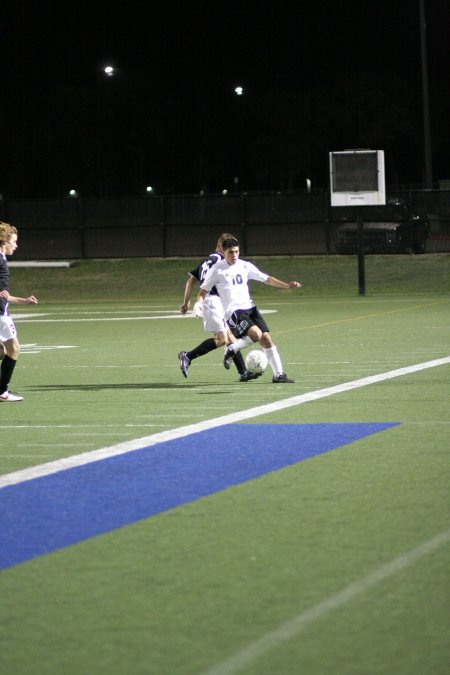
[233,85,246,191]
[99,63,118,196]
[419,0,433,188]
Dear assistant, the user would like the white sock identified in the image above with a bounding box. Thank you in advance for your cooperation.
[228,335,253,352]
[263,345,283,377]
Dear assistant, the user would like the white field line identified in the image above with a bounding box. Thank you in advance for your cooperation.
[203,528,450,675]
[15,309,276,323]
[16,315,197,323]
[0,424,171,429]
[9,313,50,319]
[1,355,449,490]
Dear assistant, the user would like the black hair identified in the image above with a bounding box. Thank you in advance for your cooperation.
[222,237,239,250]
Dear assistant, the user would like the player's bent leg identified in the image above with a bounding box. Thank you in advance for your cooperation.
[259,332,273,348]
[262,340,296,383]
[223,328,260,370]
[223,335,253,369]
[2,337,20,360]
[213,331,227,348]
[232,350,247,376]
[248,326,262,343]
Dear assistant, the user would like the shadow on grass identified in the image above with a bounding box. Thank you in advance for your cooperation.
[25,382,226,391]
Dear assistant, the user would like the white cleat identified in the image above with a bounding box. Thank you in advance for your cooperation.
[0,391,24,402]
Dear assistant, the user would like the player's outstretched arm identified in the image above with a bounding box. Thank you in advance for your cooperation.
[2,291,38,304]
[266,276,301,289]
[180,276,195,314]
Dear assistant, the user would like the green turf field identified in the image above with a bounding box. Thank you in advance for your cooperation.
[1,254,449,674]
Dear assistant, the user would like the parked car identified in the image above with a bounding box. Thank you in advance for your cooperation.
[334,199,430,254]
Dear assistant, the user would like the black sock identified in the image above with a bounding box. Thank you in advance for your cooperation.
[232,351,246,375]
[187,338,217,361]
[0,355,17,394]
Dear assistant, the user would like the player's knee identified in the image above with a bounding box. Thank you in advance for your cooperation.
[260,332,272,348]
[4,339,20,359]
[248,326,261,342]
[214,333,227,347]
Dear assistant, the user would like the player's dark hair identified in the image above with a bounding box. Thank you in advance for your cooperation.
[222,237,239,250]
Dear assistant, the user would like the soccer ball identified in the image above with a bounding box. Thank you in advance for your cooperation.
[245,349,268,374]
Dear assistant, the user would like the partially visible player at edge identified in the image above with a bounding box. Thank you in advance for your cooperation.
[178,232,259,381]
[198,237,301,383]
[0,222,38,401]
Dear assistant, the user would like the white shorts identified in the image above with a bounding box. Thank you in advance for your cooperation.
[202,295,227,335]
[0,315,17,342]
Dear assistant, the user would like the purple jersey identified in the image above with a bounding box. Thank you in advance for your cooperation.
[189,251,223,295]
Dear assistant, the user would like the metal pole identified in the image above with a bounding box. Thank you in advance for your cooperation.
[357,214,366,296]
[419,0,433,188]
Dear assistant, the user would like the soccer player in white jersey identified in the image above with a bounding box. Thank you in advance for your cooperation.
[198,237,301,383]
[178,233,259,381]
[0,222,38,401]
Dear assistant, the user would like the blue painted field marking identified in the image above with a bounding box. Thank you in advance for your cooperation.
[2,355,448,490]
[0,423,399,570]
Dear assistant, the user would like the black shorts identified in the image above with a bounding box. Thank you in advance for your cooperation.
[227,306,269,338]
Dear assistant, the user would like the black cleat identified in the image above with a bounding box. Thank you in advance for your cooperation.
[178,351,191,378]
[239,369,262,382]
[223,346,235,370]
[272,373,295,383]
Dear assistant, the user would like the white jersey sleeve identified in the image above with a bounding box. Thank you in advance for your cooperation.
[201,258,268,319]
[244,261,269,284]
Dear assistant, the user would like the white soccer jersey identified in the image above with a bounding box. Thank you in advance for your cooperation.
[201,258,268,318]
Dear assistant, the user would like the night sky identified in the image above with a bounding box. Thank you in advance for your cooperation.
[2,1,449,198]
